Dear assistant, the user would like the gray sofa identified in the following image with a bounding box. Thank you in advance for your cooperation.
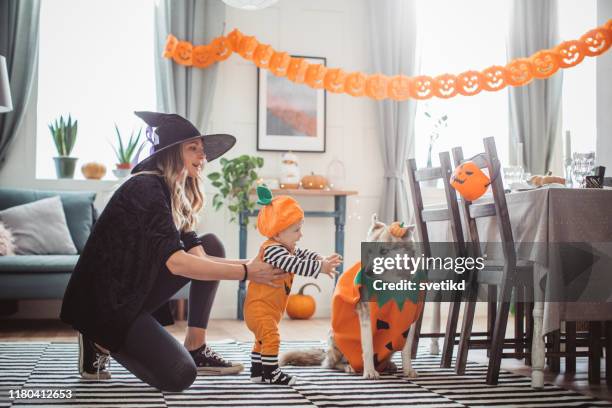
[0,188,187,315]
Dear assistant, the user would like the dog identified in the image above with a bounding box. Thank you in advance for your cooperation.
[280,214,425,379]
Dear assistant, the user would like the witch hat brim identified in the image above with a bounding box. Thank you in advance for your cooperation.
[131,111,236,174]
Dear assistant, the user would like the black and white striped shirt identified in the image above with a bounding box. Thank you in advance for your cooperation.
[263,245,322,277]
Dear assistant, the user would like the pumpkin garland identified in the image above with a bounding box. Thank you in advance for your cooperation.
[163,20,612,101]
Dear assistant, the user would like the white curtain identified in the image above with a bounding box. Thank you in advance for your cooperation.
[368,0,418,224]
[154,0,225,130]
[507,0,562,175]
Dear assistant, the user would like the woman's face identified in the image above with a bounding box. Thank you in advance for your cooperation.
[182,138,206,178]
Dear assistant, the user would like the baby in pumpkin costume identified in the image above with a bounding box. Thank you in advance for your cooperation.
[244,185,341,385]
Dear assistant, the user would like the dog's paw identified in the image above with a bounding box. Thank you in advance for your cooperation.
[362,369,380,379]
[403,368,419,378]
[384,360,397,373]
[429,340,440,355]
[344,364,355,373]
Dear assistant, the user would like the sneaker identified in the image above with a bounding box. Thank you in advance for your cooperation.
[189,344,244,375]
[250,362,263,383]
[78,333,111,380]
[264,367,296,386]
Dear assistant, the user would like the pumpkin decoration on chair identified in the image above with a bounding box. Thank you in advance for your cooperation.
[450,161,491,201]
[287,283,320,319]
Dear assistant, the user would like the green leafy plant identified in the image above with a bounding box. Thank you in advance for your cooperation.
[424,110,448,168]
[112,124,143,165]
[48,114,78,157]
[207,155,264,224]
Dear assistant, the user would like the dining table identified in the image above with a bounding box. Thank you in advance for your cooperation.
[426,185,612,388]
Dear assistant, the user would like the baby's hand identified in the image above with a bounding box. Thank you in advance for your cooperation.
[321,260,339,279]
[325,253,343,266]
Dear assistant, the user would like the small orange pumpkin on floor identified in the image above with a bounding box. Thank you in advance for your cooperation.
[286,283,320,319]
[450,160,490,201]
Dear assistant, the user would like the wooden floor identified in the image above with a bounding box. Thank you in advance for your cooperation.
[1,317,611,402]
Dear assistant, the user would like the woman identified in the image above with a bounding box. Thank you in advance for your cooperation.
[60,111,285,392]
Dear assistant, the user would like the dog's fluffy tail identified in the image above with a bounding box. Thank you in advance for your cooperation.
[279,348,326,366]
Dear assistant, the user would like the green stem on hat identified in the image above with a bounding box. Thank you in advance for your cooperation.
[256,184,273,206]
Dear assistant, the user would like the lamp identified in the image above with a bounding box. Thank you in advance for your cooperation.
[0,56,12,113]
[222,0,279,11]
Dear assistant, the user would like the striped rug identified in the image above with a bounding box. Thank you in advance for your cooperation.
[1,340,611,408]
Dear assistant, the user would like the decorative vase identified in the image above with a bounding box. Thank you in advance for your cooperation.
[326,157,346,190]
[279,151,300,189]
[53,157,78,179]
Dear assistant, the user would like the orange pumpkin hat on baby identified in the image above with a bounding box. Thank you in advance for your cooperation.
[256,185,304,238]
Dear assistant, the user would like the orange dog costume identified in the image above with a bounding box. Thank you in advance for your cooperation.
[331,261,424,372]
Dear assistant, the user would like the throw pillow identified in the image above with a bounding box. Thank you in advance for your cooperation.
[0,196,78,255]
[0,221,15,255]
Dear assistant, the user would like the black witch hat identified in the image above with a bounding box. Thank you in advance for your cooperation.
[131,111,236,174]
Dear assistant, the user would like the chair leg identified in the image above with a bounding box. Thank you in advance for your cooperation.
[550,329,561,373]
[441,293,462,368]
[525,301,534,366]
[455,278,479,374]
[566,321,576,374]
[514,287,524,359]
[589,321,602,384]
[605,321,612,386]
[486,281,512,385]
[411,306,424,359]
[487,285,497,358]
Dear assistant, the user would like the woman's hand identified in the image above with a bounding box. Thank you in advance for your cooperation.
[246,257,287,287]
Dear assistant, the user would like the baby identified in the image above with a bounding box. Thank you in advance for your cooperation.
[244,185,341,385]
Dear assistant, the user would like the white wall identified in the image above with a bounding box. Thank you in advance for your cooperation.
[597,0,612,169]
[1,0,385,319]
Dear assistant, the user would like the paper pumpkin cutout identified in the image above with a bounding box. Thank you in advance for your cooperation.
[450,161,491,202]
[163,18,612,101]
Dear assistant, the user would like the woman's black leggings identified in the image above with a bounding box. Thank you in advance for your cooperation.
[110,233,223,392]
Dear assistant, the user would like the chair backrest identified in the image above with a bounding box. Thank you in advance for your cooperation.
[451,137,516,266]
[406,151,466,259]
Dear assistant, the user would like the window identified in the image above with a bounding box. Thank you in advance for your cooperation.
[36,0,156,179]
[414,0,510,168]
[559,0,597,156]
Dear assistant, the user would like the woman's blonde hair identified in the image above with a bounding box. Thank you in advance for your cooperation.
[134,142,204,231]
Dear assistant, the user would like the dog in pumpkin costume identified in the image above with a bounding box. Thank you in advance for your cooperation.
[244,185,340,385]
[281,214,424,379]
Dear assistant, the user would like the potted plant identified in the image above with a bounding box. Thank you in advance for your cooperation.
[49,114,78,179]
[207,155,264,224]
[111,124,142,178]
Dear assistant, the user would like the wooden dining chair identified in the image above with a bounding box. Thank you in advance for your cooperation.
[405,151,467,368]
[451,136,533,385]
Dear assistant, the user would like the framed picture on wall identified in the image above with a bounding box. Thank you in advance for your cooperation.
[257,55,326,152]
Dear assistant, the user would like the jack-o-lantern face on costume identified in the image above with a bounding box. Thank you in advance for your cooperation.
[555,40,586,68]
[482,65,507,91]
[530,50,560,78]
[344,72,367,97]
[505,58,534,87]
[450,161,491,202]
[433,74,458,99]
[324,68,347,93]
[457,70,484,96]
[580,28,612,56]
[410,75,434,100]
[387,75,411,101]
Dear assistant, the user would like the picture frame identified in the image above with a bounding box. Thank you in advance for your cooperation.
[257,55,326,153]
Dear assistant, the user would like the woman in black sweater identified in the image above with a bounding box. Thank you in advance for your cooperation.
[60,111,285,391]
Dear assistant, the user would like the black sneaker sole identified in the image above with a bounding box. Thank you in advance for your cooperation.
[196,363,244,375]
[78,333,111,380]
